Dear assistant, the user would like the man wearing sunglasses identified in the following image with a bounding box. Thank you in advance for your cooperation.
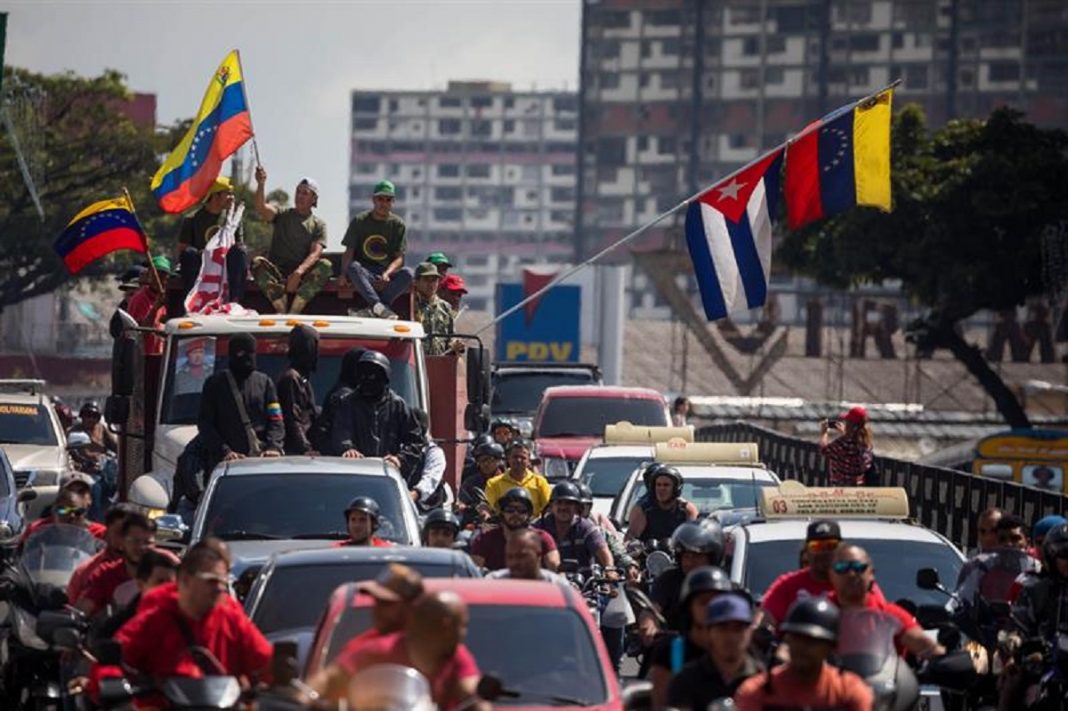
[77,512,159,617]
[828,544,944,659]
[19,486,105,548]
[339,179,414,319]
[469,487,559,571]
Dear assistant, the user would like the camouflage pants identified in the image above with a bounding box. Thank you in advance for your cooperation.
[251,257,332,313]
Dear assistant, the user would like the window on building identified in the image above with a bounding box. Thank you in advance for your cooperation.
[471,120,492,137]
[597,200,625,224]
[503,119,516,133]
[439,119,462,135]
[409,213,420,223]
[641,41,654,59]
[661,73,680,90]
[851,67,870,86]
[849,34,879,52]
[729,6,762,24]
[550,187,571,203]
[645,9,680,26]
[555,118,577,131]
[771,5,809,32]
[438,164,461,178]
[597,165,619,183]
[662,38,681,56]
[742,37,760,56]
[601,10,631,29]
[433,207,462,221]
[829,66,848,84]
[729,133,750,149]
[435,186,462,201]
[905,65,928,89]
[659,136,677,154]
[766,67,785,84]
[353,163,376,175]
[597,137,626,166]
[639,73,651,88]
[467,164,491,178]
[411,187,421,199]
[767,36,786,54]
[439,97,462,108]
[552,163,576,176]
[364,141,389,155]
[392,141,421,152]
[550,210,572,223]
[388,99,398,112]
[891,32,904,49]
[637,136,649,151]
[353,95,380,113]
[959,68,975,87]
[353,117,378,131]
[988,62,1020,82]
[470,95,493,109]
[412,168,422,179]
[553,96,577,113]
[600,72,621,91]
[740,69,760,89]
[838,0,872,24]
[504,97,515,109]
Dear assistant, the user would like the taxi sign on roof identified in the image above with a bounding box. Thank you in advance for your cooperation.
[760,480,910,519]
[604,421,694,445]
[654,440,759,465]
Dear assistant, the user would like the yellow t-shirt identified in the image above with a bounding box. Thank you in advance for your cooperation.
[484,469,553,516]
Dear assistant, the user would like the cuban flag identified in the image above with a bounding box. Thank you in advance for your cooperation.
[684,149,784,321]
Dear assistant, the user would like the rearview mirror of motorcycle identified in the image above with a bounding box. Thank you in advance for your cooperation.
[155,514,189,543]
[476,674,506,701]
[620,680,653,711]
[53,627,83,651]
[915,567,942,591]
[98,678,135,705]
[16,488,37,504]
[36,609,85,645]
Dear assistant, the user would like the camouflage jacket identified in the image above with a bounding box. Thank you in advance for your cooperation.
[416,295,455,356]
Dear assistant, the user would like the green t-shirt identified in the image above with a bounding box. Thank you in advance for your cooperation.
[342,210,407,267]
[267,208,327,275]
[178,207,243,250]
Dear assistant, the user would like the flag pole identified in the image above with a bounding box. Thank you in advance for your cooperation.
[477,79,902,335]
[122,186,164,296]
[234,49,261,167]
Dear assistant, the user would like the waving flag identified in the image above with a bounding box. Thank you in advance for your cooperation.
[53,196,147,274]
[151,51,253,213]
[784,89,892,230]
[184,203,244,314]
[684,149,783,321]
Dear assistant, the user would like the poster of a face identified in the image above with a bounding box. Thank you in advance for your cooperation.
[174,337,216,395]
[1023,464,1063,491]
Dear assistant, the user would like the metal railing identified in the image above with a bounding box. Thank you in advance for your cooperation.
[697,422,1068,552]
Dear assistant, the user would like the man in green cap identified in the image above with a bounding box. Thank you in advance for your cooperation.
[339,179,413,319]
[127,256,173,355]
[176,177,249,305]
[426,252,451,276]
[412,262,462,356]
[251,165,333,314]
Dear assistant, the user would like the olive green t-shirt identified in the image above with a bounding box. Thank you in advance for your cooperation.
[342,210,407,268]
[267,208,327,275]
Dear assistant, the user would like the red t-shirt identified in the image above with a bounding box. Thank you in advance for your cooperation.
[470,526,557,571]
[761,568,886,625]
[332,536,393,548]
[79,557,134,611]
[20,518,106,545]
[127,286,165,354]
[735,662,873,711]
[333,628,383,665]
[68,548,121,605]
[335,631,480,711]
[115,582,272,680]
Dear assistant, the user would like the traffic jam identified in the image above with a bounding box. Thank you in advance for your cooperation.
[0,297,1063,711]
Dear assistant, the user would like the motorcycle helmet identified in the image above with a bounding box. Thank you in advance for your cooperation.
[1033,515,1068,543]
[491,417,518,435]
[1041,523,1068,577]
[344,496,381,530]
[422,508,460,536]
[642,463,683,498]
[680,565,735,603]
[576,482,594,507]
[780,597,840,642]
[670,519,726,565]
[357,351,392,380]
[549,481,583,505]
[497,487,534,515]
[80,401,102,418]
[474,442,505,461]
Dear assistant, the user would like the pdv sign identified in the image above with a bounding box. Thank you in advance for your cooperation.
[496,271,581,363]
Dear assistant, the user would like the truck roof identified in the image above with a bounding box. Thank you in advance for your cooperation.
[541,384,664,400]
[213,455,396,478]
[162,314,425,339]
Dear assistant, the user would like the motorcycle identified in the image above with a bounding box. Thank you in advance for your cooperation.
[0,523,100,708]
[836,608,920,711]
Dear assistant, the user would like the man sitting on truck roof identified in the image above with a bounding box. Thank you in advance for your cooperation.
[251,165,332,315]
[176,177,249,305]
[339,179,413,320]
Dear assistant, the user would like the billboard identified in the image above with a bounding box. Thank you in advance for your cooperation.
[495,272,581,363]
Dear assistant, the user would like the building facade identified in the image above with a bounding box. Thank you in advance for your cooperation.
[577,0,1068,317]
[348,81,579,312]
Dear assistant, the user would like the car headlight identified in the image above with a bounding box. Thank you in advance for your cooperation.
[541,456,572,481]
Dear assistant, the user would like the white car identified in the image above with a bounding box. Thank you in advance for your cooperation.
[572,444,654,519]
[0,381,69,518]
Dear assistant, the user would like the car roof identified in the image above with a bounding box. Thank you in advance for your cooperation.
[542,385,665,400]
[268,545,472,568]
[216,455,393,477]
[735,519,959,547]
[0,393,47,406]
[586,445,655,459]
[674,464,779,482]
[162,314,425,339]
[348,577,574,608]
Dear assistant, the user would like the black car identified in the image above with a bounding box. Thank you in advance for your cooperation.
[243,545,481,667]
[490,363,603,436]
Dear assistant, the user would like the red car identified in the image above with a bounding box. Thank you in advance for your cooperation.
[533,385,670,480]
[304,578,622,710]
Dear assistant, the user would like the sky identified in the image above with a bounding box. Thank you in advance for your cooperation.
[5,0,581,246]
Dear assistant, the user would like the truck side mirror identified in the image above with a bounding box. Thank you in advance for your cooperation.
[465,346,491,408]
[464,403,489,434]
[112,335,137,397]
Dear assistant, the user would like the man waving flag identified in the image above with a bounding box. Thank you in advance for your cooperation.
[151,50,253,213]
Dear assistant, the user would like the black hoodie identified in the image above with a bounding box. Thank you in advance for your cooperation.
[276,325,320,454]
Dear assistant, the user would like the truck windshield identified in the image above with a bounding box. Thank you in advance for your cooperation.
[0,403,59,446]
[537,397,667,438]
[491,371,599,415]
[160,336,419,425]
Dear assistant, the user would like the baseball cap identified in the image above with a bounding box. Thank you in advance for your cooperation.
[806,519,841,541]
[151,255,173,275]
[207,177,233,196]
[59,470,95,493]
[706,593,753,626]
[440,274,468,294]
[427,252,452,267]
[839,405,868,426]
[357,563,425,602]
[297,177,320,197]
[373,179,396,197]
[116,265,146,291]
[414,262,440,279]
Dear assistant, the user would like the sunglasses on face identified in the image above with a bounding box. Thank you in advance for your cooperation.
[55,506,87,518]
[374,196,394,203]
[832,560,870,575]
[806,539,840,553]
[502,506,528,515]
[195,571,229,585]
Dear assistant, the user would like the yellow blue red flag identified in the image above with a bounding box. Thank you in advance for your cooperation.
[53,196,148,274]
[151,50,253,213]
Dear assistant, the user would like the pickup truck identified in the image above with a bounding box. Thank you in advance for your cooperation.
[490,362,602,437]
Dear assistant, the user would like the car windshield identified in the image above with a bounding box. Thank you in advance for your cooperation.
[578,456,646,497]
[160,336,419,425]
[323,604,608,706]
[743,538,963,607]
[628,478,777,515]
[492,372,598,415]
[253,561,475,634]
[0,403,58,446]
[537,397,666,438]
[199,473,412,544]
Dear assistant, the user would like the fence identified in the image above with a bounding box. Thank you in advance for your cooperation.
[697,422,1068,552]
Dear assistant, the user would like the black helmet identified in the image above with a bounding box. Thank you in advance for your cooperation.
[344,496,381,528]
[549,481,583,505]
[497,487,534,514]
[1042,523,1068,577]
[576,482,594,506]
[780,597,840,642]
[474,442,505,461]
[80,401,102,418]
[491,417,518,434]
[670,520,725,565]
[642,463,683,498]
[357,351,391,379]
[680,565,735,603]
[423,508,460,535]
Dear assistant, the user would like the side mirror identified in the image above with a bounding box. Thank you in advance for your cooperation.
[154,514,189,543]
[620,680,654,711]
[270,641,299,686]
[465,346,491,408]
[916,567,942,591]
[17,489,38,503]
[36,609,85,644]
[112,334,137,397]
[476,674,509,702]
[463,403,490,434]
[105,396,130,431]
[233,565,263,602]
[53,627,83,651]
[98,678,135,705]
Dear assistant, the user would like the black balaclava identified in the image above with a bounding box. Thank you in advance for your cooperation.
[339,347,367,390]
[356,352,391,402]
[287,324,320,377]
[228,333,257,381]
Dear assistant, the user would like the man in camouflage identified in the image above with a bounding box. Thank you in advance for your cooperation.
[412,263,462,356]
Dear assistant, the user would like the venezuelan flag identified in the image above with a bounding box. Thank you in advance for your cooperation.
[784,88,893,230]
[151,50,253,213]
[53,196,148,274]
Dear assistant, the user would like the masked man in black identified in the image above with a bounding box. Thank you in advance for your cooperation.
[276,324,320,454]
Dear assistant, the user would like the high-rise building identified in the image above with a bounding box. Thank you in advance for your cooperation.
[577,0,1068,317]
[348,81,578,312]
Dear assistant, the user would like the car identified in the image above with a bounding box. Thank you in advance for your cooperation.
[491,363,603,437]
[305,578,622,710]
[533,385,670,480]
[244,546,480,668]
[0,447,24,542]
[187,456,421,580]
[571,422,695,518]
[0,380,69,518]
[608,441,781,530]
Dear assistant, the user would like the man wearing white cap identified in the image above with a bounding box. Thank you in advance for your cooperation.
[251,165,333,314]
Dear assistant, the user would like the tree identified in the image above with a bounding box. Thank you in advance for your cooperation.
[776,106,1068,428]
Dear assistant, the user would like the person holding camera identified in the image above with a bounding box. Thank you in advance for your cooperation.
[819,406,874,487]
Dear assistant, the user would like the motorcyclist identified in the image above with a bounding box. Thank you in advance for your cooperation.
[460,433,496,482]
[76,512,158,617]
[955,513,1040,615]
[1030,514,1067,557]
[469,487,560,571]
[19,485,105,546]
[457,440,504,527]
[735,598,874,710]
[577,481,636,580]
[489,417,519,448]
[626,464,698,542]
[68,505,130,604]
[576,481,618,534]
[648,519,726,634]
[335,497,393,548]
[483,439,552,516]
[534,481,614,570]
[1011,522,1068,641]
[486,529,568,582]
[422,508,460,548]
[97,548,180,639]
[70,401,118,453]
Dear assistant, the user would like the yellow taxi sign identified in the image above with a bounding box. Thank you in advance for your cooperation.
[654,440,759,464]
[760,480,910,519]
[604,421,694,445]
